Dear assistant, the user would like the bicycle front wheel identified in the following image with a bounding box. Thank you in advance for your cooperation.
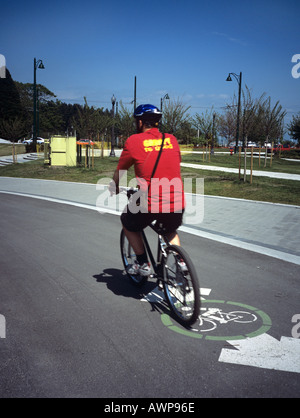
[162,245,200,327]
[120,229,147,287]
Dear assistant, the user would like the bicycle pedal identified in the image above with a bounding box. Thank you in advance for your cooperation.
[156,279,164,290]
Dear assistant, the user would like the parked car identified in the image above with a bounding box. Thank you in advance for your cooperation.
[273,144,291,152]
[76,139,94,146]
[228,141,243,148]
[22,137,44,145]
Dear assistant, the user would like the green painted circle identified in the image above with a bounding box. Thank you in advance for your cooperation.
[161,300,272,340]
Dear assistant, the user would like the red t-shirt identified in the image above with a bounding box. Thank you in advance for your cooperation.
[117,128,185,213]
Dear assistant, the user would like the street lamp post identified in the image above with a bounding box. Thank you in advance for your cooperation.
[226,72,242,153]
[110,94,116,157]
[134,76,137,111]
[160,94,169,129]
[160,93,170,113]
[33,58,45,151]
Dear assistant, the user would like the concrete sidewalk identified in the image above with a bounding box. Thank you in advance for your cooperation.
[0,177,299,265]
[181,162,300,181]
[0,153,42,166]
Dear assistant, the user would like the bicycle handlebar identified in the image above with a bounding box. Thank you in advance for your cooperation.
[118,187,139,199]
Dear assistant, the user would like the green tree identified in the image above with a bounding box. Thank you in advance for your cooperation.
[72,98,112,140]
[73,97,96,139]
[58,102,81,135]
[0,116,26,142]
[0,69,25,123]
[15,81,56,109]
[92,108,112,140]
[240,87,269,147]
[259,96,286,166]
[116,102,135,145]
[15,81,57,138]
[192,108,219,148]
[0,116,27,162]
[288,112,300,145]
[218,106,236,146]
[39,100,64,136]
[176,120,196,145]
[162,98,191,139]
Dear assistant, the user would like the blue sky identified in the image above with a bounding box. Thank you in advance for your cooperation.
[1,0,299,126]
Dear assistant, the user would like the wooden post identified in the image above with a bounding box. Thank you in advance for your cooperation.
[250,146,253,184]
[270,141,274,167]
[259,144,261,167]
[239,146,241,180]
[264,141,268,168]
[244,146,247,183]
[12,143,16,163]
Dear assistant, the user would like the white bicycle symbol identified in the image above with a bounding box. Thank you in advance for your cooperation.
[195,308,257,332]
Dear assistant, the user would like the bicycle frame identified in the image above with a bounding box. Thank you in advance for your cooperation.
[141,224,170,281]
[120,187,170,280]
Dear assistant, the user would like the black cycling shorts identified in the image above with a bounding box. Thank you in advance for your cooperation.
[121,207,184,234]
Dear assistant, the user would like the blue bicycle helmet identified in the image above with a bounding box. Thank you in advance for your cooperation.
[134,104,162,119]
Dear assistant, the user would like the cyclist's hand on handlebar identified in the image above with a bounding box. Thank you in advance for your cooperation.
[108,180,119,196]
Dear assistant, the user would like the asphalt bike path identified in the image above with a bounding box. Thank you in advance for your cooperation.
[0,193,299,397]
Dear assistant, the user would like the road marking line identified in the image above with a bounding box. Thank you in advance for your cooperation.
[219,334,300,374]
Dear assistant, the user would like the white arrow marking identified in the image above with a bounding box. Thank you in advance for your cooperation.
[219,333,300,373]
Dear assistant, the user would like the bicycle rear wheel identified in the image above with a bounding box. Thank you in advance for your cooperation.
[120,229,148,286]
[162,245,200,326]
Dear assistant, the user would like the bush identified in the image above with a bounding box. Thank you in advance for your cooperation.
[275,149,300,159]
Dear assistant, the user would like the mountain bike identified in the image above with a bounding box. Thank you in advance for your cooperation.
[120,188,200,327]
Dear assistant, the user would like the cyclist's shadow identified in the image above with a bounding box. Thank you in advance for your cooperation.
[93,268,157,300]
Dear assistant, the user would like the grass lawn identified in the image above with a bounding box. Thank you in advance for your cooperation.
[0,155,299,206]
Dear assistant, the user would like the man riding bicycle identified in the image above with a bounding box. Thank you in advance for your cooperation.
[109,104,185,277]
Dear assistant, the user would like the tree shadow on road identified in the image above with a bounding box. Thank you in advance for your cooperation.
[93,268,157,300]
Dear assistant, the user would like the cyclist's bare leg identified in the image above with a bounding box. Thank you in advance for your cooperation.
[123,226,145,255]
[166,231,180,246]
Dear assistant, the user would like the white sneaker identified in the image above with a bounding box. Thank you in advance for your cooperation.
[177,259,188,273]
[127,261,151,277]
